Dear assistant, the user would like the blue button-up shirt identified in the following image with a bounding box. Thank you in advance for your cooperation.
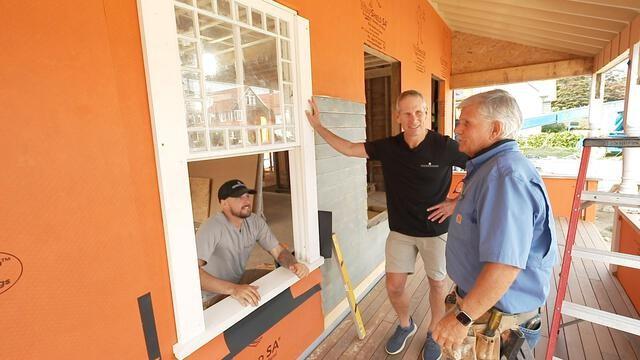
[446,141,558,313]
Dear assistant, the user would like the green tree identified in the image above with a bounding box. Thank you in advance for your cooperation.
[552,76,590,111]
[604,68,626,102]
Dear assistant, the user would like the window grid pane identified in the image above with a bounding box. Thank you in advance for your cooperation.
[174,0,298,155]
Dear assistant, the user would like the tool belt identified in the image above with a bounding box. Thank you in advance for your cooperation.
[442,288,539,360]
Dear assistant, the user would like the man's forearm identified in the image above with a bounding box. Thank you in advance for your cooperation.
[277,250,298,268]
[459,263,520,320]
[314,125,366,158]
[199,268,237,295]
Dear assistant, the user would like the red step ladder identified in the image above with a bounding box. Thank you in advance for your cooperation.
[546,136,640,360]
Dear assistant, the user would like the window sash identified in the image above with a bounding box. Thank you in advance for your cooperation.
[137,0,320,357]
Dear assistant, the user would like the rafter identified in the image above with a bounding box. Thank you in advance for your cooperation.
[437,3,616,41]
[444,13,609,48]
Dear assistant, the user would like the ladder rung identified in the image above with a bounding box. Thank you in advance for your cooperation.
[571,246,640,269]
[580,191,640,207]
[582,136,640,148]
[561,301,640,336]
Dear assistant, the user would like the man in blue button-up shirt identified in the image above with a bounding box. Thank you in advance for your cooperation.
[432,90,557,354]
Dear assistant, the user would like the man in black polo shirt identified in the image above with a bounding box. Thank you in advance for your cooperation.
[306,90,467,359]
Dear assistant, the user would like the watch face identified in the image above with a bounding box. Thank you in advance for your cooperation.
[456,310,472,326]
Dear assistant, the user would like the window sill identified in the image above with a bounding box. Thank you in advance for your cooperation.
[173,257,324,359]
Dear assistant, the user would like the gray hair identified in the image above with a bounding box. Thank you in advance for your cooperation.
[458,89,523,139]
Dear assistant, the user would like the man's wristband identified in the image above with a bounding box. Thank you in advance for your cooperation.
[454,304,474,327]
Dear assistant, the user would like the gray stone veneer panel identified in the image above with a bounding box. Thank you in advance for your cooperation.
[313,96,387,313]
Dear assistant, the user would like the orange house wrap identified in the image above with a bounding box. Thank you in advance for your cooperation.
[1,0,453,358]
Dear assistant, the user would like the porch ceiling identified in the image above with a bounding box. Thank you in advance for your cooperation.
[429,0,640,57]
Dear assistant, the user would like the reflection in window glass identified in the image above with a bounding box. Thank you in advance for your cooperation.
[209,130,225,148]
[274,128,284,144]
[237,4,249,24]
[186,100,204,128]
[241,30,278,90]
[279,19,289,38]
[229,129,243,147]
[201,46,236,85]
[286,127,295,142]
[181,71,201,98]
[284,106,293,126]
[189,131,207,152]
[178,39,198,68]
[175,7,195,37]
[217,0,231,17]
[266,16,276,33]
[251,10,264,29]
[281,62,291,82]
[196,0,213,12]
[261,127,272,145]
[173,3,296,155]
[247,128,259,145]
[280,39,290,60]
[283,83,293,105]
[198,14,231,39]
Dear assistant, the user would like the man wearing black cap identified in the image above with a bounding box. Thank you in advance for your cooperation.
[196,179,309,308]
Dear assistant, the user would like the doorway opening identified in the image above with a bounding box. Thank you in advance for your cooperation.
[364,46,400,223]
[431,75,445,134]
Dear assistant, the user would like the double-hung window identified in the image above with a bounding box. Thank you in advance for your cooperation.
[137,0,320,357]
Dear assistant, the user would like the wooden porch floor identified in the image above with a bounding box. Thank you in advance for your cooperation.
[308,219,640,360]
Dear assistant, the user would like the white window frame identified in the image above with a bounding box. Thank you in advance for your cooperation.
[136,1,322,358]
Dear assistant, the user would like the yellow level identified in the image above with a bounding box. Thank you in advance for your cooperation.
[331,233,366,339]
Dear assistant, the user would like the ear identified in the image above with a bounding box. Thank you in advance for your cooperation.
[220,198,229,209]
[490,121,503,140]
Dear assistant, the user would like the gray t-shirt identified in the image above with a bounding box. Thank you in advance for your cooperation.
[196,213,279,300]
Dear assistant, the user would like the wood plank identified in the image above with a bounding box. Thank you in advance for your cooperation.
[368,276,432,360]
[574,222,617,359]
[308,277,387,359]
[452,59,593,89]
[311,218,640,359]
[340,265,426,358]
[189,177,211,225]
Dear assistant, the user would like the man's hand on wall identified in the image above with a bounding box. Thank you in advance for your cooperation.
[305,98,322,130]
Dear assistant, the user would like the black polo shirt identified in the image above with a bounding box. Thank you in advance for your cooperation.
[365,131,467,237]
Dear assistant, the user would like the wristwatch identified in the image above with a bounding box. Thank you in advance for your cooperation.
[454,305,473,326]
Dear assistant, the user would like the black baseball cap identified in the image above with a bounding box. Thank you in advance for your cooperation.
[218,179,257,201]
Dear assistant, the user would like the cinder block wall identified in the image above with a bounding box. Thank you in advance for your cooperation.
[313,96,387,312]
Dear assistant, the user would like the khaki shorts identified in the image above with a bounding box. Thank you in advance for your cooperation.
[385,231,447,281]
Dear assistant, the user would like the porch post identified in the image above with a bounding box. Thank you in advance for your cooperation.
[620,41,640,194]
[588,72,604,135]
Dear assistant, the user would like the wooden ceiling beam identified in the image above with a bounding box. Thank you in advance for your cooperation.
[485,0,637,23]
[570,0,640,12]
[437,4,615,41]
[434,0,627,32]
[452,26,595,56]
[444,13,609,47]
[452,58,593,89]
[450,22,600,54]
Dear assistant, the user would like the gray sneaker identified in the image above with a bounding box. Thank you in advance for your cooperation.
[385,318,417,354]
[421,332,442,360]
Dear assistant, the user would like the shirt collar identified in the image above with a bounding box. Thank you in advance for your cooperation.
[465,139,517,176]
